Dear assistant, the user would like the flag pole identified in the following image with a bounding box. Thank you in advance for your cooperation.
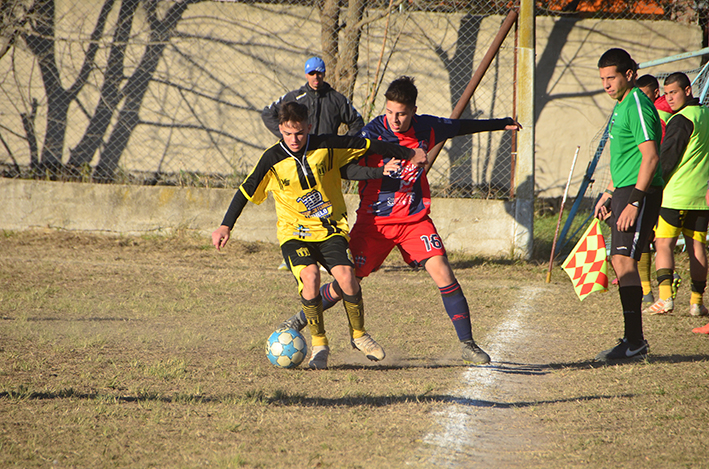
[546,146,580,283]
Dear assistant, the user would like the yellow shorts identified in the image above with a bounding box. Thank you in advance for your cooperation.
[655,208,709,243]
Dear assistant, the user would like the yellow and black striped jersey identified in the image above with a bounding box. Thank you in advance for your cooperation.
[221,134,413,245]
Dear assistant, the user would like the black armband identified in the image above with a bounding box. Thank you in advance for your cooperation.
[604,189,614,196]
[627,188,646,208]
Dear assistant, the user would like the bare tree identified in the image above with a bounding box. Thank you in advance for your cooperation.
[317,0,399,102]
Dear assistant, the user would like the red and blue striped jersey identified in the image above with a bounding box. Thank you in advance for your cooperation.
[356,114,461,225]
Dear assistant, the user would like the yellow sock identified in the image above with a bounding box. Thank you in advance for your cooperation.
[342,291,365,339]
[639,252,652,295]
[656,268,673,300]
[691,292,703,305]
[302,296,328,347]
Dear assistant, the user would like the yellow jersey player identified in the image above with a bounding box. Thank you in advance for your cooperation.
[212,102,426,369]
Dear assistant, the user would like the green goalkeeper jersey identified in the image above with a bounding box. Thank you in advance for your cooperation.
[608,87,664,188]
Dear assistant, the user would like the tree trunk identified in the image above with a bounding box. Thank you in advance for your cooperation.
[335,0,365,101]
[318,0,339,74]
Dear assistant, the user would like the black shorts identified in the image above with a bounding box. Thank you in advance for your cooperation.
[281,235,354,273]
[608,185,662,261]
[656,207,709,243]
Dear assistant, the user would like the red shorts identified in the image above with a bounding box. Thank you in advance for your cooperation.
[349,216,446,278]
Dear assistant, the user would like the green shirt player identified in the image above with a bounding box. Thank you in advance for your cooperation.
[212,102,426,369]
[644,72,709,318]
[594,48,664,362]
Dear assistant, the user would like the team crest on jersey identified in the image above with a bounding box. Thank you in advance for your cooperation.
[297,189,332,218]
[295,247,310,257]
[280,178,290,186]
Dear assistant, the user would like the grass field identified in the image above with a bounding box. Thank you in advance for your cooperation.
[1,226,708,468]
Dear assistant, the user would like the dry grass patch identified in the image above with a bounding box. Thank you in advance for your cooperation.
[1,230,707,468]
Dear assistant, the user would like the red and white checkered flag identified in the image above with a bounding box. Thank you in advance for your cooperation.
[561,219,609,301]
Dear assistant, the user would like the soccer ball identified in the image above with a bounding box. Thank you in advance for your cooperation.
[266,328,307,369]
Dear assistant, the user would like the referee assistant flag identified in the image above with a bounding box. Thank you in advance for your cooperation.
[561,219,609,301]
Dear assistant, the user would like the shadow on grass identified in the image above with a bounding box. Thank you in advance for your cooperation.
[330,359,551,375]
[1,316,135,322]
[380,258,523,273]
[547,353,709,369]
[0,388,636,409]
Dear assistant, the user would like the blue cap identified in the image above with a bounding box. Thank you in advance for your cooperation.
[304,57,326,74]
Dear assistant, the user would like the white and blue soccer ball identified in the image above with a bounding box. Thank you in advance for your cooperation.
[266,328,307,368]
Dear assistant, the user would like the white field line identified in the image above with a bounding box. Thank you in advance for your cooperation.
[420,287,542,466]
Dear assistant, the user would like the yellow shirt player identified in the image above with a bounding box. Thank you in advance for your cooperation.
[212,102,426,369]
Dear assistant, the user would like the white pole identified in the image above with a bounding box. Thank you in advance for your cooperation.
[546,146,580,283]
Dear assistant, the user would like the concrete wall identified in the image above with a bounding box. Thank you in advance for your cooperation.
[0,178,523,258]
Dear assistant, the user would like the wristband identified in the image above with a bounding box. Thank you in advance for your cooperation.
[604,189,614,196]
[627,188,646,208]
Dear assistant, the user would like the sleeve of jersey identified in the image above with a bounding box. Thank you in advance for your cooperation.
[630,92,661,144]
[340,162,384,180]
[324,135,413,168]
[220,152,273,229]
[456,117,515,135]
[660,114,693,178]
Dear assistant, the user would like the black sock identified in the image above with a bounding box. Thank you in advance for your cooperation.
[619,285,644,343]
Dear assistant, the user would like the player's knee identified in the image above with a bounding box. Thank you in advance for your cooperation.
[299,264,320,287]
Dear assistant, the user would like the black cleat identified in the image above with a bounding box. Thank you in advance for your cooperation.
[595,338,649,362]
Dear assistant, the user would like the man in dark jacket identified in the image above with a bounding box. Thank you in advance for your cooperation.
[261,57,364,138]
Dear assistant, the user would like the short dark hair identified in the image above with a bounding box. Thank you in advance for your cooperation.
[664,72,691,90]
[597,48,638,75]
[637,74,659,93]
[278,101,309,125]
[385,76,418,107]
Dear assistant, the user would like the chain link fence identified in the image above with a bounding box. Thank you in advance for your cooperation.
[0,0,705,199]
[0,0,520,198]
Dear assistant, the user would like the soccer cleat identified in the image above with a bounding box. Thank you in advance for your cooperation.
[277,311,307,332]
[461,339,491,365]
[671,273,682,299]
[689,304,709,317]
[351,333,386,361]
[692,322,709,334]
[643,297,673,315]
[595,338,649,361]
[641,291,655,310]
[308,345,329,370]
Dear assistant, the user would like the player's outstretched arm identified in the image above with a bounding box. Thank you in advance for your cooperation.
[212,225,231,251]
[456,117,521,136]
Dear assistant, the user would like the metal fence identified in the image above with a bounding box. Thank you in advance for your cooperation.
[0,0,705,199]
